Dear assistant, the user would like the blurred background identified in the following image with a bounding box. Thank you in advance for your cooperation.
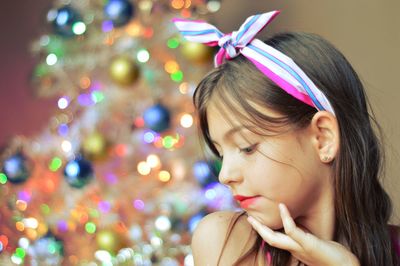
[0,0,399,265]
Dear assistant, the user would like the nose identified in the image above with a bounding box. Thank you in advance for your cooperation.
[218,156,242,185]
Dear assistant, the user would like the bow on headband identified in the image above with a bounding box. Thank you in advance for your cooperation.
[172,11,335,115]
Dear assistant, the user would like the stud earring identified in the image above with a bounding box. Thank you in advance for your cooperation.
[322,155,332,162]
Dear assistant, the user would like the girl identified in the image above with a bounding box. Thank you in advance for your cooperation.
[174,11,400,265]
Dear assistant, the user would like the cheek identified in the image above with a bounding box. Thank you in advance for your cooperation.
[256,164,302,196]
[248,145,306,200]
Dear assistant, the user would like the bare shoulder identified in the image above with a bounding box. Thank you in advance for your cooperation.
[191,210,256,265]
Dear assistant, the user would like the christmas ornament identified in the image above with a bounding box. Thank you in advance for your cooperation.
[1,152,31,184]
[180,41,213,64]
[192,160,219,187]
[82,132,108,160]
[104,0,135,27]
[109,56,140,86]
[96,229,122,254]
[63,156,94,188]
[48,6,84,37]
[143,104,171,133]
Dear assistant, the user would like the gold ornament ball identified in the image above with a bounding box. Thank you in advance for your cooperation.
[181,41,213,64]
[109,56,140,86]
[96,229,122,254]
[82,132,108,160]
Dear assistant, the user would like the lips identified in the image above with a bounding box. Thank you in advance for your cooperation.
[234,195,260,209]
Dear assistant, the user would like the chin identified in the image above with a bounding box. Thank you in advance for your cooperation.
[249,211,283,230]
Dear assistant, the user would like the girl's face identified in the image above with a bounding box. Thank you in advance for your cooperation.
[207,101,333,229]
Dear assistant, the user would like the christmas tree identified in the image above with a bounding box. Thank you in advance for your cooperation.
[0,0,235,265]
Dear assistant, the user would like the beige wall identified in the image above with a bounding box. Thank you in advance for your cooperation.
[214,0,400,224]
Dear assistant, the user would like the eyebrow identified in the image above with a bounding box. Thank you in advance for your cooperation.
[211,125,248,145]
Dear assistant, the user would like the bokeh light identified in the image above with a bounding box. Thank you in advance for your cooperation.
[180,113,193,128]
[137,161,151,175]
[158,170,171,182]
[137,49,150,63]
[46,53,58,65]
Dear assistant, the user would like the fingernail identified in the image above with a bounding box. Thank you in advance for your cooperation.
[278,203,285,212]
[247,216,255,224]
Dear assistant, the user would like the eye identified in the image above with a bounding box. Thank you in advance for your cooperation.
[239,144,258,155]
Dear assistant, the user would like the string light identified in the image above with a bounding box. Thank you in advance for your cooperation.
[178,82,188,94]
[58,97,69,109]
[143,131,156,143]
[49,157,63,171]
[58,123,69,136]
[72,22,86,35]
[137,49,150,63]
[164,60,179,73]
[137,161,151,175]
[23,217,39,229]
[167,37,180,49]
[180,113,193,128]
[79,76,91,89]
[114,144,127,157]
[102,20,114,32]
[0,235,9,251]
[46,53,58,66]
[85,222,96,234]
[162,136,176,149]
[40,204,51,215]
[126,22,141,36]
[18,237,30,249]
[158,170,171,182]
[170,70,183,82]
[207,0,221,12]
[171,0,185,9]
[61,140,72,153]
[16,200,27,211]
[155,216,171,232]
[0,172,7,184]
[16,222,25,232]
[146,154,161,168]
[133,199,145,210]
[143,27,154,38]
[91,91,105,103]
[184,0,192,8]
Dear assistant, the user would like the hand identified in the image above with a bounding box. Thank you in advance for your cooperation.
[246,203,360,266]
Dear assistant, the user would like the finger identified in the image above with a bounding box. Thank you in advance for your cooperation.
[279,203,320,252]
[247,215,301,251]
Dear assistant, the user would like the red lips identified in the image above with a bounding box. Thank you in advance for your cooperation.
[234,195,258,202]
[234,195,261,209]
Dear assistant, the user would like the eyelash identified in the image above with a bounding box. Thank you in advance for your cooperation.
[239,144,258,155]
[216,143,258,159]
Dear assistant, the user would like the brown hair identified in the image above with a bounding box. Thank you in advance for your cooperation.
[193,32,398,265]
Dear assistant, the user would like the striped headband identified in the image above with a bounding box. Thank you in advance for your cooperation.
[172,11,335,115]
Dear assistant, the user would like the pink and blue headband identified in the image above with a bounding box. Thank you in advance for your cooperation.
[173,11,335,115]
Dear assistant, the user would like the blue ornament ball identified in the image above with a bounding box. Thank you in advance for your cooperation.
[1,152,31,184]
[193,160,220,187]
[104,0,134,27]
[64,156,94,188]
[48,6,83,37]
[143,104,171,133]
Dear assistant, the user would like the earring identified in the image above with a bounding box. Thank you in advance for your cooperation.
[322,155,332,162]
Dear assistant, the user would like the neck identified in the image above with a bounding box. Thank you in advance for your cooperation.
[295,181,336,241]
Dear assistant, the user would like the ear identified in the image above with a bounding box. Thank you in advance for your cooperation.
[309,111,339,163]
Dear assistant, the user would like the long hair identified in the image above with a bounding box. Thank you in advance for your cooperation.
[193,32,398,265]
